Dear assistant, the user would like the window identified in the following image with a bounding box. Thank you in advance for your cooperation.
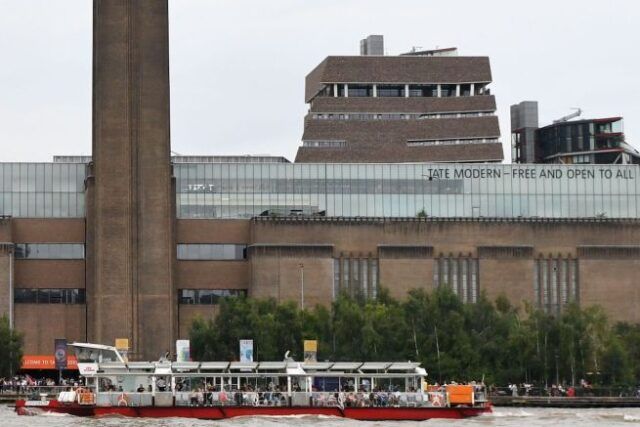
[407,138,499,147]
[0,163,87,218]
[333,257,378,299]
[14,243,84,260]
[15,288,85,304]
[534,257,578,314]
[317,84,334,97]
[178,289,246,304]
[302,140,346,148]
[409,84,437,97]
[440,84,457,97]
[433,256,478,303]
[177,244,247,260]
[347,85,373,97]
[377,84,405,97]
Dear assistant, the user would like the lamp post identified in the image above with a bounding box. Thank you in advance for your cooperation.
[299,263,305,311]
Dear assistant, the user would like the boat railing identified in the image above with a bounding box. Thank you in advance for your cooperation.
[0,385,72,397]
[95,391,153,407]
[169,390,451,408]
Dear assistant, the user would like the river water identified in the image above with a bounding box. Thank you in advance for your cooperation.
[3,405,640,426]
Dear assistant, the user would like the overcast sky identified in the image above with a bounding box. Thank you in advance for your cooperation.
[1,0,639,162]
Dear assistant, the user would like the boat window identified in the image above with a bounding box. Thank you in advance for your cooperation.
[73,347,120,363]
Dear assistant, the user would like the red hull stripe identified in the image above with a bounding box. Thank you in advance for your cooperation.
[15,400,491,420]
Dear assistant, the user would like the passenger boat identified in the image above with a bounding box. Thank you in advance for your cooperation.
[15,343,491,420]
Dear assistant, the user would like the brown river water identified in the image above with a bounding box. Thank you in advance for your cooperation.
[3,404,640,426]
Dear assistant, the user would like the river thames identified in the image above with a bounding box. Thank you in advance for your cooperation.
[3,405,640,426]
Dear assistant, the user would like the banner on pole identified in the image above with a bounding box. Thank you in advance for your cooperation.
[176,340,191,362]
[239,339,254,362]
[54,339,67,370]
[304,340,318,362]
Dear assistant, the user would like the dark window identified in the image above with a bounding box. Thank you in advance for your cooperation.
[14,288,85,304]
[377,84,405,97]
[318,84,334,97]
[178,289,247,305]
[347,84,373,97]
[14,289,37,303]
[409,84,437,97]
[37,289,50,303]
[49,289,63,304]
[460,84,471,96]
[440,84,457,97]
[179,289,196,304]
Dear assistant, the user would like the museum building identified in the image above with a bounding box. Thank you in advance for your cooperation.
[1,3,639,361]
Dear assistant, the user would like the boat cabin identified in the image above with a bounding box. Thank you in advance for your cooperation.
[67,342,486,409]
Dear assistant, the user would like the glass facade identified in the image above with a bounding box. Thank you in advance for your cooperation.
[14,243,85,260]
[175,163,640,219]
[177,244,247,260]
[2,161,638,220]
[0,163,86,218]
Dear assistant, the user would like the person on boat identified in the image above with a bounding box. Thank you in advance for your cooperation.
[189,388,199,406]
[156,377,167,392]
[205,382,215,405]
[136,384,145,393]
[219,387,228,405]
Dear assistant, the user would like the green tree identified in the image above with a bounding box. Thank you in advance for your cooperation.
[187,288,640,388]
[0,316,23,378]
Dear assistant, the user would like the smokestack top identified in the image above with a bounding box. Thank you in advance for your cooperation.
[360,35,384,56]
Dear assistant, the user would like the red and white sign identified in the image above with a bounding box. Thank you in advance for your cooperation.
[21,355,78,370]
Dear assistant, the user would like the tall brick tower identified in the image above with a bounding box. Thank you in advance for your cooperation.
[87,0,175,360]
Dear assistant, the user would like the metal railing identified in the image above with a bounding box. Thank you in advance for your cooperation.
[490,386,640,398]
[0,385,71,397]
[172,391,449,408]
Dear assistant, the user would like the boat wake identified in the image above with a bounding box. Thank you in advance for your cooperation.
[489,409,534,417]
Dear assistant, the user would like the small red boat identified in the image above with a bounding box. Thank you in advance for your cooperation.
[15,343,491,421]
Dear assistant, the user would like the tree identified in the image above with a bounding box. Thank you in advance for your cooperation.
[187,289,640,388]
[0,316,23,378]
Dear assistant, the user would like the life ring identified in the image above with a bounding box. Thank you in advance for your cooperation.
[117,393,130,407]
[431,393,444,407]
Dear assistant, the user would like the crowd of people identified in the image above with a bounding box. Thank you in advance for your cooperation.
[498,379,640,398]
[0,375,83,394]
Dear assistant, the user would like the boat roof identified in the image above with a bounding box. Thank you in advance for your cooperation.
[88,360,423,375]
[69,342,423,376]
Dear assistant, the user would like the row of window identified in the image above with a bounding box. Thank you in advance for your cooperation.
[178,289,247,305]
[302,140,347,148]
[433,257,479,303]
[317,83,489,98]
[333,258,379,300]
[14,243,85,260]
[534,258,579,314]
[407,138,500,147]
[177,244,247,260]
[15,288,86,304]
[310,111,494,121]
[14,288,244,305]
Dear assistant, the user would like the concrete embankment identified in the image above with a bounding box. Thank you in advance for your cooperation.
[492,395,640,408]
